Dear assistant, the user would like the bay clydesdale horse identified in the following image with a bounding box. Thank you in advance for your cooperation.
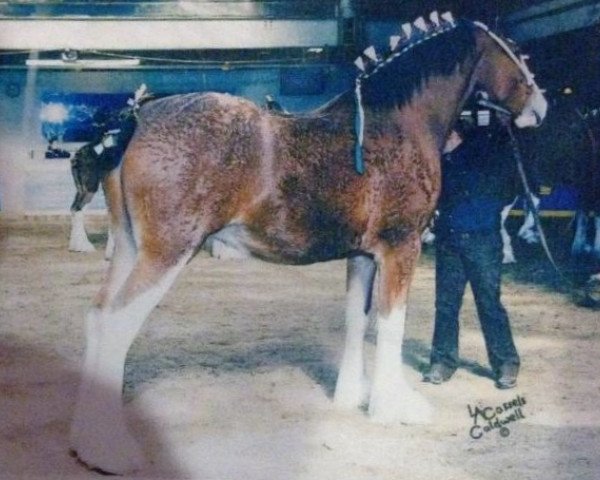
[70,13,547,474]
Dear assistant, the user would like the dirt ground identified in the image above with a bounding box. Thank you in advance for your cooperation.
[1,217,599,480]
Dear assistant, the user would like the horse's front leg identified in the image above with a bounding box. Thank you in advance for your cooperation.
[368,234,433,425]
[334,254,376,409]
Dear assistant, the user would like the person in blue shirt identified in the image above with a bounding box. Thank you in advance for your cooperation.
[424,117,520,389]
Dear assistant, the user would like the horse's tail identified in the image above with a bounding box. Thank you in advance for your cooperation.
[102,152,135,262]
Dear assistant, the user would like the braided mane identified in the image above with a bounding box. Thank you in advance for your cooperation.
[358,19,477,108]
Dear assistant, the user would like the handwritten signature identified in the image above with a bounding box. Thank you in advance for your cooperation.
[467,395,526,439]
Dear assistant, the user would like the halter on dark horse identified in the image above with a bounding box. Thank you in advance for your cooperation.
[70,13,547,474]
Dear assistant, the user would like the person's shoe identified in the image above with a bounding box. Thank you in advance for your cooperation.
[495,364,519,389]
[423,363,455,384]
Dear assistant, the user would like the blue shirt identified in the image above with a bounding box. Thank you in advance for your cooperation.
[436,130,513,237]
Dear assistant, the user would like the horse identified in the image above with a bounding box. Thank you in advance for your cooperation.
[67,90,151,257]
[68,129,122,256]
[67,93,281,261]
[70,13,547,474]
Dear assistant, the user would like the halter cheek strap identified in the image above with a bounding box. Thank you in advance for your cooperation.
[472,21,535,87]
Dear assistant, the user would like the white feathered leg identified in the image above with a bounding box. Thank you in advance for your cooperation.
[368,238,433,425]
[71,250,191,474]
[369,305,433,424]
[593,215,600,259]
[69,210,96,252]
[571,210,589,256]
[518,195,541,244]
[334,255,376,409]
[104,227,115,260]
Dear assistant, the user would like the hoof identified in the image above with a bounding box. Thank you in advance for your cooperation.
[69,240,96,253]
[70,443,144,476]
[70,424,145,475]
[70,449,119,476]
[368,383,434,425]
[333,376,370,410]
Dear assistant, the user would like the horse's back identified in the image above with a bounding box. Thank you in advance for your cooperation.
[125,92,258,168]
[119,92,271,250]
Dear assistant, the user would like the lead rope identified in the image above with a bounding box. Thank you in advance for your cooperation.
[507,125,574,286]
[354,79,365,175]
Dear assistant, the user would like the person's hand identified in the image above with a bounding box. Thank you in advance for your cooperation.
[443,130,463,153]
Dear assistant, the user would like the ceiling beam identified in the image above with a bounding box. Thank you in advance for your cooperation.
[0,19,339,50]
[505,0,600,41]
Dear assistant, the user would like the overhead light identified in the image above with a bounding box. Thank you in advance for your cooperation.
[40,102,69,123]
[61,49,78,62]
[26,58,140,69]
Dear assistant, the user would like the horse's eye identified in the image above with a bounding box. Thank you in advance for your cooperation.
[513,77,526,88]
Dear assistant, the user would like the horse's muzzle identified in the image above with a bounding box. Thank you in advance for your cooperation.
[514,88,548,128]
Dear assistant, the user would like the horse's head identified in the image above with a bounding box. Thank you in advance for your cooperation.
[473,22,547,128]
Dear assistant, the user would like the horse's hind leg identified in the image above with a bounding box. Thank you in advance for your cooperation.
[571,210,589,256]
[368,235,433,425]
[100,180,115,260]
[71,244,193,474]
[334,254,376,409]
[593,215,600,259]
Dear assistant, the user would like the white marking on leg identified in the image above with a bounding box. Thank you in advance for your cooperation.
[571,211,588,256]
[593,216,600,259]
[368,306,433,425]
[501,199,517,264]
[518,195,540,244]
[71,252,191,474]
[421,227,436,245]
[69,210,96,252]
[256,115,276,202]
[334,258,373,409]
[207,233,251,260]
[104,227,115,260]
[104,231,137,305]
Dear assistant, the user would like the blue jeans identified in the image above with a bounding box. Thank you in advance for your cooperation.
[430,230,520,375]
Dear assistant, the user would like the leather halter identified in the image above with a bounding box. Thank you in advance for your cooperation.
[472,22,538,118]
[472,21,535,87]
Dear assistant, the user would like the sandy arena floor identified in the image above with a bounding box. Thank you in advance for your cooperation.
[1,217,599,480]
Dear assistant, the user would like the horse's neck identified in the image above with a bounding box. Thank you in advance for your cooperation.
[393,73,475,149]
